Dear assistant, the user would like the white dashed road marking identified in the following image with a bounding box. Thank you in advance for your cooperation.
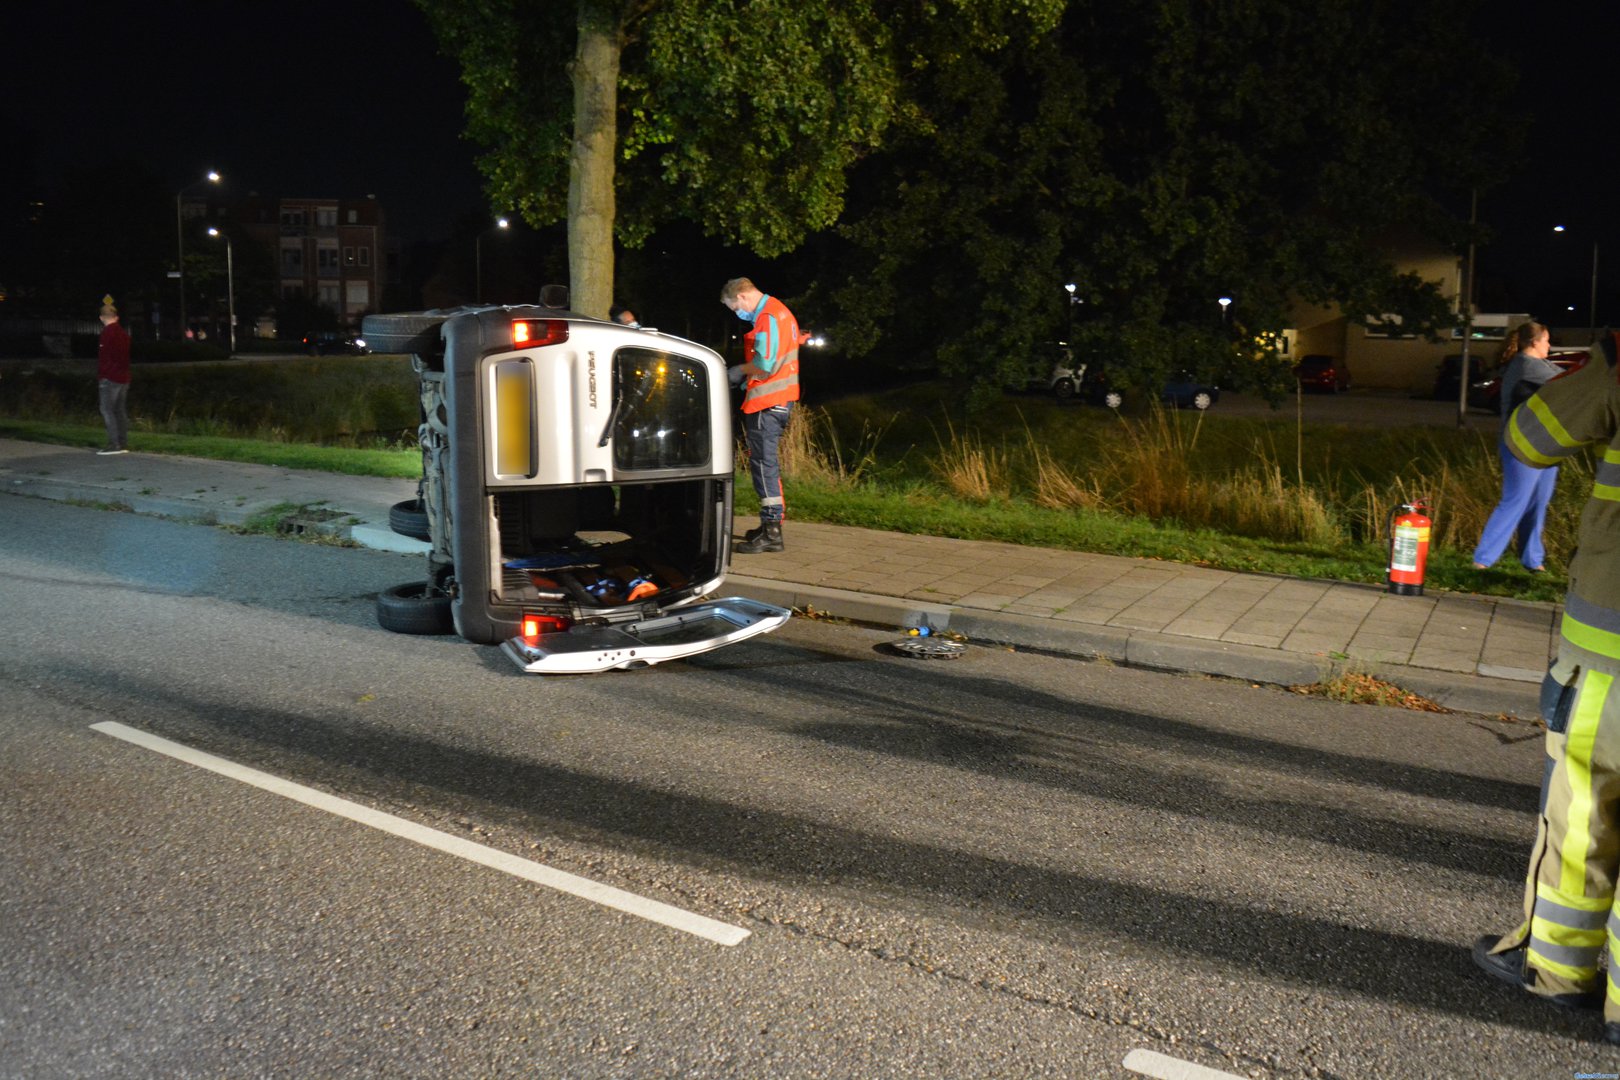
[1124,1048,1248,1080]
[91,721,750,947]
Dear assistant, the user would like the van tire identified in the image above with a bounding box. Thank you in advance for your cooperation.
[376,582,455,635]
[388,498,431,541]
[1052,377,1076,400]
[360,313,448,357]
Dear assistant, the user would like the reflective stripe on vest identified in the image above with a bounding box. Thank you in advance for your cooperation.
[742,296,801,414]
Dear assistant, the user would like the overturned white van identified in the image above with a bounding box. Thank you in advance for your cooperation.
[361,301,790,674]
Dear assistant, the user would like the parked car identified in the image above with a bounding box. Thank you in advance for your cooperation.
[1435,349,1588,410]
[1293,354,1351,393]
[359,301,790,674]
[1160,372,1220,410]
[1019,343,1123,407]
[302,331,370,356]
[1068,369,1217,410]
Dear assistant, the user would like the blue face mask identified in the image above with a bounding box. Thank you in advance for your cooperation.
[735,306,753,322]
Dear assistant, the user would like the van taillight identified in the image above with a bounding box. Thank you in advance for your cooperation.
[521,613,572,639]
[512,320,568,347]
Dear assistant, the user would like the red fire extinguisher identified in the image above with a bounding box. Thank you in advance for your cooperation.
[1386,500,1431,595]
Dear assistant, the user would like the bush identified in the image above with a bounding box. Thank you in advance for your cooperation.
[0,355,419,446]
[132,339,231,364]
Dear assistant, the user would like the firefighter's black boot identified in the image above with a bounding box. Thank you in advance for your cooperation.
[735,522,783,554]
[741,523,766,544]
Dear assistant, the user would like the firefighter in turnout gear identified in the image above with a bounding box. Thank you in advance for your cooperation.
[1473,330,1620,1040]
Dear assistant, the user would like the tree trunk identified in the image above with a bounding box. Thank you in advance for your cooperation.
[569,1,621,318]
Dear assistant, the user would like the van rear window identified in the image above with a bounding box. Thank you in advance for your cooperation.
[610,348,711,471]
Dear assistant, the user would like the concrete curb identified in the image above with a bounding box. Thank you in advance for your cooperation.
[726,574,1542,720]
[6,474,431,553]
[2,465,1545,721]
[7,476,238,526]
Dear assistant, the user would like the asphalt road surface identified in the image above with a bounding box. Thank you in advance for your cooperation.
[1,497,1613,1078]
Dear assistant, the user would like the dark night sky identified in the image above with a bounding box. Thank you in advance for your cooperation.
[8,0,484,243]
[1468,1,1620,325]
[8,1,1618,320]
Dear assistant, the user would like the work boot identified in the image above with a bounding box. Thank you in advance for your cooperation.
[741,523,766,544]
[1471,935,1602,1010]
[735,522,783,554]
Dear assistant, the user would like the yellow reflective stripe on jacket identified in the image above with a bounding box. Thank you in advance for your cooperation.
[1597,448,1620,502]
[1509,396,1579,466]
[1563,606,1620,665]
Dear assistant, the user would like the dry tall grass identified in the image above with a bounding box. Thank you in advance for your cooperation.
[768,398,1592,556]
[777,405,887,489]
[930,417,1009,501]
[1030,443,1102,510]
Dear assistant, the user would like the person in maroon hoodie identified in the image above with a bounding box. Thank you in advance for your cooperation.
[96,301,130,455]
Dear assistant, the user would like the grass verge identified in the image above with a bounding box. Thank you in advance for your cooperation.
[0,420,420,478]
[0,374,1572,602]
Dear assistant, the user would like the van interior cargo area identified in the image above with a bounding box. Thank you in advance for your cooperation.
[492,479,721,610]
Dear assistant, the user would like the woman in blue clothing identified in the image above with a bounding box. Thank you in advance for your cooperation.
[1472,320,1561,571]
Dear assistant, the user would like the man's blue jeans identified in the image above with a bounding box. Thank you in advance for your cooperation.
[743,403,792,523]
[98,378,129,450]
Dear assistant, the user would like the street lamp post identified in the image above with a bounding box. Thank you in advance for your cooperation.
[207,227,236,354]
[476,217,510,303]
[1218,296,1233,324]
[175,171,222,339]
[1457,189,1478,428]
[1554,225,1600,341]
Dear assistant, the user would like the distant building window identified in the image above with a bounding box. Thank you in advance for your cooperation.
[347,209,358,224]
[280,209,304,227]
[315,207,337,228]
[344,246,356,266]
[281,284,305,299]
[319,282,340,306]
[281,245,303,272]
[317,247,340,269]
[1362,314,1417,340]
[358,246,371,267]
[346,281,370,308]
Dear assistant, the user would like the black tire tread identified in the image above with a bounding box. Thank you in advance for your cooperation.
[388,498,431,541]
[376,581,455,635]
[361,313,448,356]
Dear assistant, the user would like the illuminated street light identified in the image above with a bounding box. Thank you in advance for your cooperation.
[476,217,510,303]
[1217,296,1233,324]
[1553,224,1599,340]
[176,170,222,339]
[206,227,236,353]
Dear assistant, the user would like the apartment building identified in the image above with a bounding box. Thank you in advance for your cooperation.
[236,194,387,327]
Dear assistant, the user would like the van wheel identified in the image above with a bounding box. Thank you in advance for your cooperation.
[360,313,448,357]
[1191,391,1213,410]
[1052,377,1076,400]
[388,498,431,541]
[376,582,454,635]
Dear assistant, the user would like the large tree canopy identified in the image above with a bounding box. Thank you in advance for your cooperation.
[823,0,1515,402]
[415,0,1064,316]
